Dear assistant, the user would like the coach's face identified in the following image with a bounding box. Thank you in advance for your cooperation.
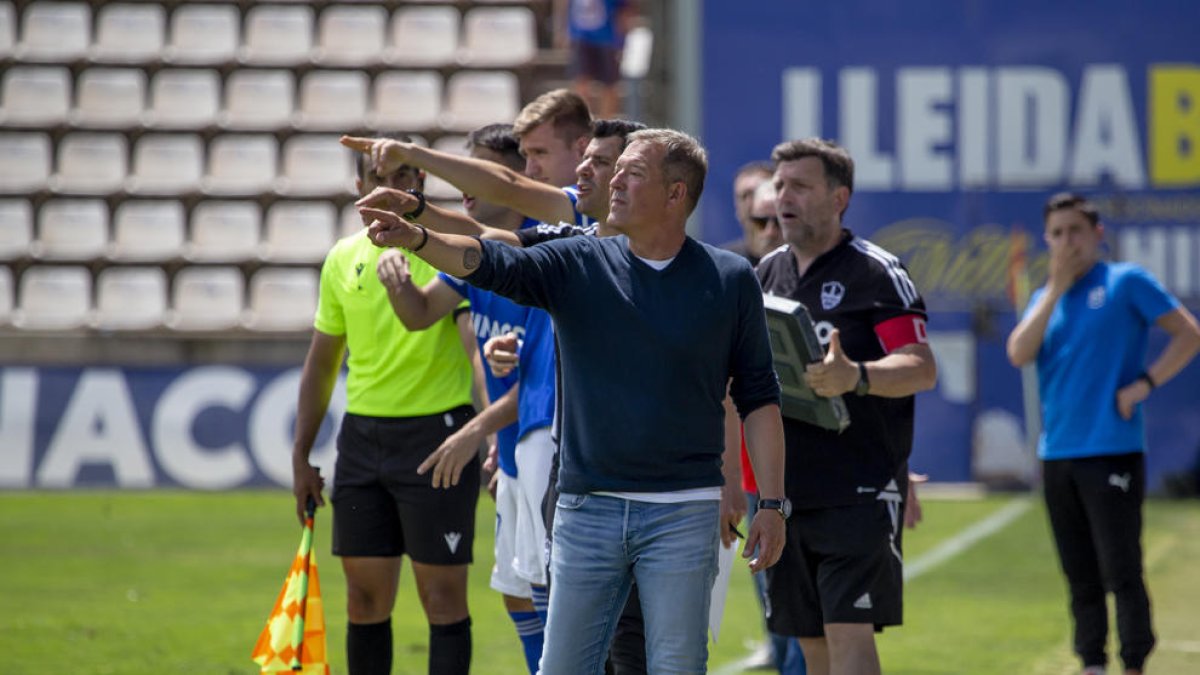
[774,157,847,250]
[574,136,623,220]
[607,140,669,235]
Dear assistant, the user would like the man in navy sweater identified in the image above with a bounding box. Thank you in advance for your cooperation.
[360,128,788,674]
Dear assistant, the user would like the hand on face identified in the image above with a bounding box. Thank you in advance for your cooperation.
[1047,243,1090,293]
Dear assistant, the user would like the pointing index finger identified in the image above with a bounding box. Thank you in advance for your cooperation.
[340,135,375,153]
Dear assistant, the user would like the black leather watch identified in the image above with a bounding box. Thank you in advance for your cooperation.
[403,189,426,219]
[854,361,870,396]
[757,497,792,519]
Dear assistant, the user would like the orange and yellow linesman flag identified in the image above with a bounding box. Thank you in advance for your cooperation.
[1007,224,1033,313]
[252,501,330,674]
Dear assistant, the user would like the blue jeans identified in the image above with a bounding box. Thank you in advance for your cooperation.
[540,494,720,675]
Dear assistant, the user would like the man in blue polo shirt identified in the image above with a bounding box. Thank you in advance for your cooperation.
[1007,192,1200,675]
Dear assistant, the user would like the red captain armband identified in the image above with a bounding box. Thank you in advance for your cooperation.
[875,315,928,353]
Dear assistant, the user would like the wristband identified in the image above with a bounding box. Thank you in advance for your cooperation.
[1138,371,1156,390]
[409,224,429,252]
[404,189,426,219]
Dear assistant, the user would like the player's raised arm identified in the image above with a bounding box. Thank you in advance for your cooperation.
[342,135,577,226]
[355,186,522,247]
[362,207,484,279]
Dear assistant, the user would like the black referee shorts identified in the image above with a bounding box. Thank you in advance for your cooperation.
[766,501,903,637]
[331,406,479,566]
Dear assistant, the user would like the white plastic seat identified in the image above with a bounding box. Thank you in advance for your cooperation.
[0,2,14,58]
[241,5,314,66]
[166,4,239,65]
[388,6,459,66]
[110,200,185,262]
[91,3,166,64]
[168,265,244,331]
[369,71,442,131]
[16,2,90,62]
[93,266,168,330]
[340,202,364,239]
[53,133,128,194]
[440,71,520,132]
[0,266,12,324]
[129,134,204,194]
[222,70,294,130]
[261,201,336,263]
[280,135,355,196]
[188,200,260,262]
[205,134,278,195]
[243,267,318,331]
[73,68,146,127]
[424,135,470,200]
[34,199,109,260]
[0,67,72,125]
[0,133,52,193]
[0,199,33,259]
[296,70,368,130]
[458,7,536,66]
[315,5,386,66]
[148,69,220,129]
[13,265,91,330]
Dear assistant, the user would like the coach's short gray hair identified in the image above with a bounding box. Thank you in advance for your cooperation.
[626,129,708,215]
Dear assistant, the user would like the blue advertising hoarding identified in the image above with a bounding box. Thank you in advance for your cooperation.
[700,0,1200,488]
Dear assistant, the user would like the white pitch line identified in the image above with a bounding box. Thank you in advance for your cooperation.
[905,497,1032,581]
[713,497,1033,675]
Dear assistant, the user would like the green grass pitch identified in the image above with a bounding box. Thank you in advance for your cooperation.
[1,491,1197,674]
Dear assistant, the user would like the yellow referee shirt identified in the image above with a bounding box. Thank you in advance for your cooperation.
[314,230,472,417]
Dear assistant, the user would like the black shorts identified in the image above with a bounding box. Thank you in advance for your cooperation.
[331,407,479,565]
[571,41,621,84]
[765,501,903,637]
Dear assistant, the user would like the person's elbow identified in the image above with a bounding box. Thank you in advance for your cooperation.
[1006,334,1034,368]
[915,354,938,392]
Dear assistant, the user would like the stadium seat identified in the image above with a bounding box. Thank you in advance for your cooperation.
[241,5,314,66]
[91,3,166,64]
[168,265,244,331]
[340,203,364,239]
[148,69,220,129]
[440,71,520,132]
[0,199,33,259]
[16,2,91,63]
[424,135,470,200]
[166,4,239,65]
[128,134,204,194]
[261,201,336,263]
[109,200,185,262]
[222,70,295,130]
[93,266,168,330]
[0,3,14,59]
[33,198,109,260]
[296,70,368,130]
[315,5,387,66]
[459,7,536,67]
[53,133,128,194]
[73,68,146,128]
[368,71,443,132]
[243,267,318,331]
[12,265,92,330]
[188,200,260,262]
[0,66,72,126]
[388,6,459,66]
[0,133,52,193]
[279,135,356,196]
[205,134,278,195]
[0,266,12,324]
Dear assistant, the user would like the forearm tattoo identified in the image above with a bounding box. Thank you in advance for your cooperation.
[463,247,481,271]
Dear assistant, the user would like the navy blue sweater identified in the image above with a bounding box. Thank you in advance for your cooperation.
[466,235,780,494]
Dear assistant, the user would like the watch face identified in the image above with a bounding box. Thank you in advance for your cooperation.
[780,498,793,519]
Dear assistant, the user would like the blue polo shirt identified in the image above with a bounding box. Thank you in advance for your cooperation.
[1029,261,1179,460]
